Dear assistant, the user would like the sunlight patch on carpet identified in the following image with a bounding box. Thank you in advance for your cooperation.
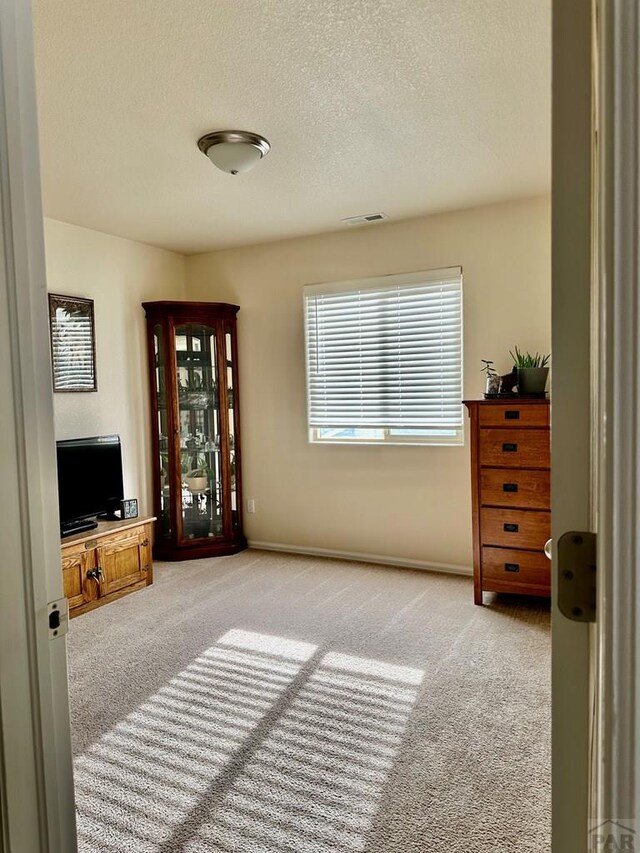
[74,630,316,853]
[188,651,423,853]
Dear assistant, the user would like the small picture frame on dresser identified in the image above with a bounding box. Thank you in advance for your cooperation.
[121,498,139,519]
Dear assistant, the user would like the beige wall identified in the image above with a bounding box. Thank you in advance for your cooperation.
[186,196,551,569]
[43,197,550,567]
[44,219,185,514]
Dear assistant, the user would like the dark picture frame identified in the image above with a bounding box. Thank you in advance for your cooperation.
[48,294,97,392]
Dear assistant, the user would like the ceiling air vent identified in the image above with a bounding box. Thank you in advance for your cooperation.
[341,212,388,226]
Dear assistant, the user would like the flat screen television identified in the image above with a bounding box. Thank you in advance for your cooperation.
[56,435,124,526]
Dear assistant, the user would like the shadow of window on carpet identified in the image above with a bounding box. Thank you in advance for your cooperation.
[73,629,423,853]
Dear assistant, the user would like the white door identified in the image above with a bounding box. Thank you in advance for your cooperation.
[0,0,77,850]
[551,0,593,849]
[553,0,640,850]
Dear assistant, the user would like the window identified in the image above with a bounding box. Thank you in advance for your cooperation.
[304,267,463,445]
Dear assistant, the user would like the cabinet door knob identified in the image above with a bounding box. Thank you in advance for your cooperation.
[141,538,149,548]
[85,567,105,597]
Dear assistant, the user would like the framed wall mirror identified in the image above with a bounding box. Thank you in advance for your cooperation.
[48,294,97,392]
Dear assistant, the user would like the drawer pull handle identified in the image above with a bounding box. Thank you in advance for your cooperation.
[504,523,519,533]
[505,410,520,420]
[505,563,520,573]
[502,443,518,452]
[503,483,518,493]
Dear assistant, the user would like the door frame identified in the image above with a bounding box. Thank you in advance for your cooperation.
[593,0,640,830]
[0,0,76,849]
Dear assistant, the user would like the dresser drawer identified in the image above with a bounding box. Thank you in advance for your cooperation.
[481,507,550,550]
[480,468,550,509]
[479,428,550,469]
[479,403,549,428]
[482,547,551,594]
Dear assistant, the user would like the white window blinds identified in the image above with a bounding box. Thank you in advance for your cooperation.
[304,267,463,436]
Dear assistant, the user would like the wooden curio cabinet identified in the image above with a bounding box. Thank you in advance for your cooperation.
[142,301,247,560]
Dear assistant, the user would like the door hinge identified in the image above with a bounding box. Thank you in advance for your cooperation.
[47,598,69,639]
[557,531,597,622]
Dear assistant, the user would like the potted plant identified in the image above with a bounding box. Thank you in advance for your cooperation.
[481,360,501,397]
[184,467,209,493]
[510,346,551,395]
[182,455,211,493]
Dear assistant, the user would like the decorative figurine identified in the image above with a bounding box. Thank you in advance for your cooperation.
[481,360,501,397]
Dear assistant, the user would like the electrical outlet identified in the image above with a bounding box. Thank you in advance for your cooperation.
[247,498,255,514]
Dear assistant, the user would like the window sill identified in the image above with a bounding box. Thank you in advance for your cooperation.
[308,438,464,447]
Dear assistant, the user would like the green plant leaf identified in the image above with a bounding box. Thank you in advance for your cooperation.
[510,346,551,369]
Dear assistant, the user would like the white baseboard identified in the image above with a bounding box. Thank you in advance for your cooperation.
[247,540,472,577]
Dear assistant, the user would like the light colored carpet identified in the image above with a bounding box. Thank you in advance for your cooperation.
[67,549,550,852]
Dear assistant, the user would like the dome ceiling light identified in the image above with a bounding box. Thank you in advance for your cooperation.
[197,130,271,175]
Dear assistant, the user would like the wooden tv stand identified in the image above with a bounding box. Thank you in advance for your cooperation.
[60,516,155,618]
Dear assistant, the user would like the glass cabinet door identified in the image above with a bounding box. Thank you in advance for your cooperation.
[174,323,224,542]
[225,325,240,531]
[152,324,171,540]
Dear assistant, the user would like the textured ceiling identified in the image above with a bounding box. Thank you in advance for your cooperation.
[32,0,550,254]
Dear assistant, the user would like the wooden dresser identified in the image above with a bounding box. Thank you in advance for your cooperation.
[464,399,551,604]
[60,516,155,618]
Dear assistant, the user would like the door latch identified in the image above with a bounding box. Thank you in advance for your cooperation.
[48,598,69,639]
[557,531,597,622]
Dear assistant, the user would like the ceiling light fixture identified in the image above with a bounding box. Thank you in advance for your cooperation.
[197,130,271,175]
